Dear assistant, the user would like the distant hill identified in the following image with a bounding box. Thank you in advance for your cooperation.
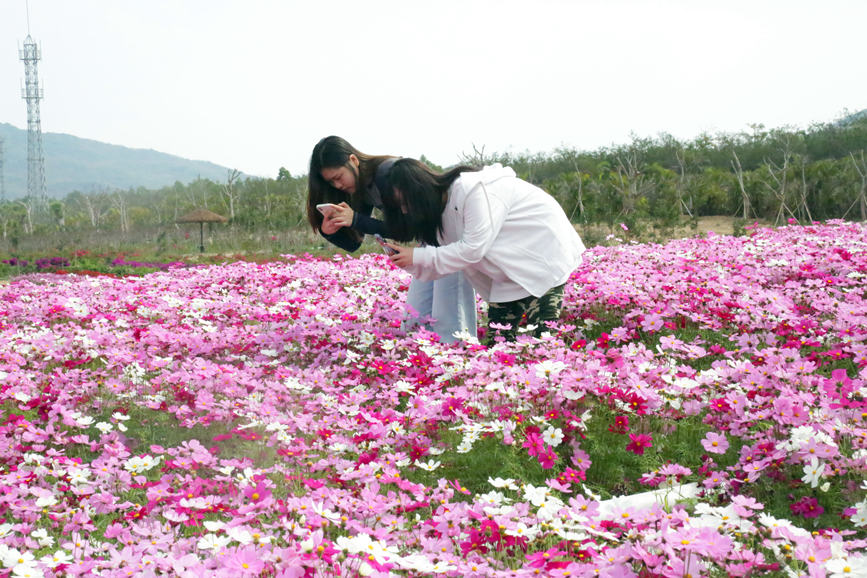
[0,122,242,199]
[836,108,867,126]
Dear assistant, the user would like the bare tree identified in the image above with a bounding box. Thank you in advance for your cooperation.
[730,150,751,220]
[14,199,34,235]
[112,191,130,234]
[569,163,586,222]
[612,148,653,217]
[220,169,242,221]
[459,143,498,167]
[81,192,111,230]
[796,156,813,223]
[848,151,867,221]
[674,148,693,217]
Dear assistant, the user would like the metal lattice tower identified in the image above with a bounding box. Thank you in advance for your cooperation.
[19,34,46,206]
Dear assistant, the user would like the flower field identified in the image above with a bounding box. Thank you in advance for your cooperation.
[1,221,866,577]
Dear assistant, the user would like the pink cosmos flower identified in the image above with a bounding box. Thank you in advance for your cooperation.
[701,432,729,454]
[640,314,665,333]
[223,546,266,575]
[526,547,567,568]
[243,480,272,504]
[731,495,764,517]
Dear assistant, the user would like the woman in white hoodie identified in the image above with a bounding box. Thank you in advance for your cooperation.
[382,158,585,340]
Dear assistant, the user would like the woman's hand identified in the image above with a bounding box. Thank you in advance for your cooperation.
[388,243,414,268]
[329,202,355,228]
[320,215,341,235]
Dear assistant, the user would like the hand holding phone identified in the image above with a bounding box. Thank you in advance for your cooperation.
[374,234,397,256]
[316,203,339,217]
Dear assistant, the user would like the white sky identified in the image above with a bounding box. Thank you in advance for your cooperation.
[1,0,866,179]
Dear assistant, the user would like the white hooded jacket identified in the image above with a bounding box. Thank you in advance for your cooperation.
[409,165,585,302]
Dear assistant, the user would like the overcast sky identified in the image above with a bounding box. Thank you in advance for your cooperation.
[1,0,865,179]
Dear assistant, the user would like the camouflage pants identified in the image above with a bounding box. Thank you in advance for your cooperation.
[486,284,566,342]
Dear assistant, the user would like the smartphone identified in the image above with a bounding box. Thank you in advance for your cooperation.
[374,234,397,256]
[316,203,339,216]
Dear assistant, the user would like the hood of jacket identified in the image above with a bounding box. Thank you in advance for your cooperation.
[457,164,516,190]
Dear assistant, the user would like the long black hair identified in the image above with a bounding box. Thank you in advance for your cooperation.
[382,158,479,246]
[306,136,394,233]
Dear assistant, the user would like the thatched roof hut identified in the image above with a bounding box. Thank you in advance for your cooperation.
[176,208,228,253]
[176,208,228,224]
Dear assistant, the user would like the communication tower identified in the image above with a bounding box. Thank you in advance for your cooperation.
[19,34,46,206]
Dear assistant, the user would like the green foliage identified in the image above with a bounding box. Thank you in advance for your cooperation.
[3,113,867,256]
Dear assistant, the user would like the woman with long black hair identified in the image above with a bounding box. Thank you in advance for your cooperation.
[306,136,477,343]
[381,158,585,340]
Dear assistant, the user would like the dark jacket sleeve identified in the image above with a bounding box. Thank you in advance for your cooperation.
[320,228,362,252]
[352,212,390,237]
[318,201,390,252]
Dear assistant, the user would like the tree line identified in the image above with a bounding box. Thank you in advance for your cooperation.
[2,115,867,241]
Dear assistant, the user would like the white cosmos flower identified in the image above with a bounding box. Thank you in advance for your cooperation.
[414,459,441,472]
[477,491,507,506]
[826,557,867,578]
[851,500,867,527]
[34,495,57,508]
[504,522,540,540]
[95,422,113,434]
[523,484,551,507]
[30,529,53,548]
[801,457,825,488]
[203,521,225,532]
[197,533,231,550]
[397,554,437,573]
[41,550,71,568]
[124,455,160,474]
[3,549,36,568]
[535,360,567,378]
[74,415,95,427]
[12,564,42,578]
[537,496,566,520]
[543,426,564,447]
[488,477,519,490]
[226,527,254,545]
[66,468,90,485]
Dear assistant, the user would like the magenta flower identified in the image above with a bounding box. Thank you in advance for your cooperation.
[608,415,630,434]
[790,496,824,519]
[537,447,558,469]
[522,432,545,458]
[701,432,729,454]
[625,433,653,456]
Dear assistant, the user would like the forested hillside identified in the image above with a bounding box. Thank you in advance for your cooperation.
[0,122,237,199]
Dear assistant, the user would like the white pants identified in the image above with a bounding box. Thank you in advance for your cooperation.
[403,272,477,343]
